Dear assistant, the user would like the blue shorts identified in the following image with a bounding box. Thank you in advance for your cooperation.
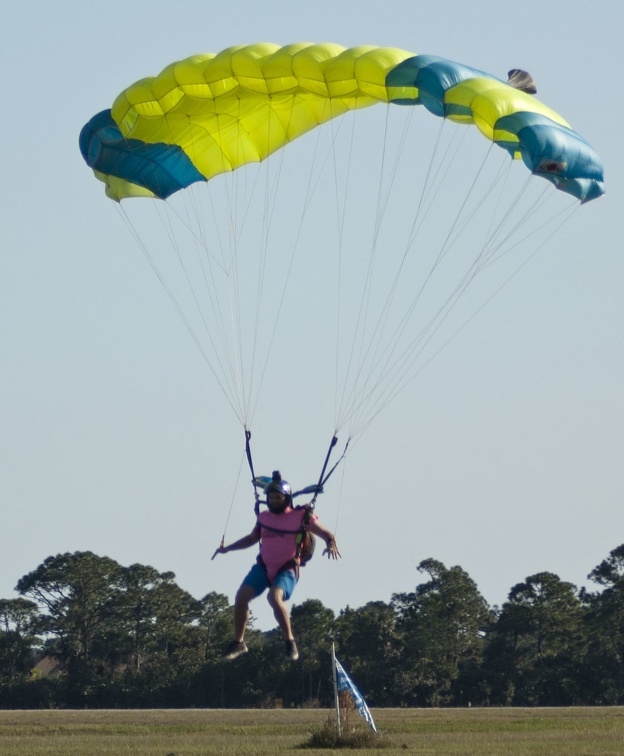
[241,562,298,601]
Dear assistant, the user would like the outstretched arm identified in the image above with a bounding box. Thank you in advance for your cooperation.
[212,526,261,560]
[310,520,341,560]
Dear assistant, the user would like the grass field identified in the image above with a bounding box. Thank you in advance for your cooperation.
[0,707,622,755]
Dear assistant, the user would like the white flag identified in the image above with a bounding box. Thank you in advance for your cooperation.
[334,656,377,733]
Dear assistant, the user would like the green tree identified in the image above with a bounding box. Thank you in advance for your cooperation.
[16,551,124,700]
[336,601,400,706]
[118,563,201,667]
[104,564,203,707]
[393,559,492,706]
[581,544,624,703]
[486,572,586,705]
[197,592,232,662]
[15,552,204,707]
[291,599,335,704]
[16,552,123,662]
[0,598,39,680]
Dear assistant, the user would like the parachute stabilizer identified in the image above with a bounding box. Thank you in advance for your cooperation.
[506,68,537,95]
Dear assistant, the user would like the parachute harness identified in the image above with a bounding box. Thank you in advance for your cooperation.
[243,430,348,572]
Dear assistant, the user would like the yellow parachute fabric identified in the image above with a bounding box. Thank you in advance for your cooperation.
[111,44,415,183]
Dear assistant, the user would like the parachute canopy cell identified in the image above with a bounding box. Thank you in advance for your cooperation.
[79,43,604,203]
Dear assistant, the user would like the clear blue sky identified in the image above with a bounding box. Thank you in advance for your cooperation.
[1,0,621,630]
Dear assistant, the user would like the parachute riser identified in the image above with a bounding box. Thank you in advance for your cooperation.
[307,435,338,511]
[307,434,350,510]
[245,429,261,516]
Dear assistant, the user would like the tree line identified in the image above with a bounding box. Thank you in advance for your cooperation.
[1,544,624,709]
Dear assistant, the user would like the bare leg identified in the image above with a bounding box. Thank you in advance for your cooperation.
[233,584,256,642]
[267,586,294,640]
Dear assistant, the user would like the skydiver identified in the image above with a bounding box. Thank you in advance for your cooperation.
[212,471,340,661]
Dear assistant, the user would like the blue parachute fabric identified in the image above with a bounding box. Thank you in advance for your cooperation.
[79,110,205,200]
[386,54,497,114]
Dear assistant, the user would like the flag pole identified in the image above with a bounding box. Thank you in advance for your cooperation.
[331,642,341,737]
[333,650,378,734]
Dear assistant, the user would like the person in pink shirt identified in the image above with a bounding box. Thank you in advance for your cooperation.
[213,471,340,661]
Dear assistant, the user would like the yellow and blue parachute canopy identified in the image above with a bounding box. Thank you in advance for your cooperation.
[79,43,604,203]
